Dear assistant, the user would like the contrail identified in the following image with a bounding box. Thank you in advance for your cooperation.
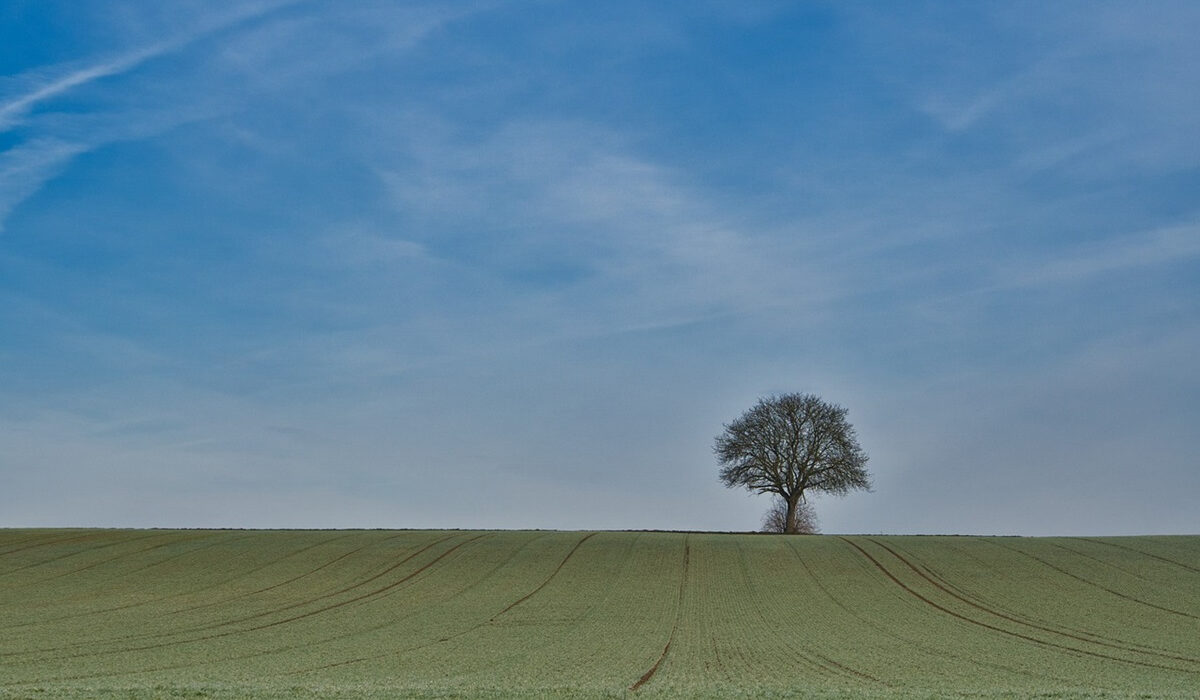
[0,0,300,131]
[0,45,168,130]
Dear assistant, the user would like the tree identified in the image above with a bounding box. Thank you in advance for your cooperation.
[715,393,870,534]
[762,496,819,534]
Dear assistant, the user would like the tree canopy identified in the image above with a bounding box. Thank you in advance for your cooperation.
[715,393,870,533]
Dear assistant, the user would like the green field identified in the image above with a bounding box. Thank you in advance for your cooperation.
[1,529,1197,698]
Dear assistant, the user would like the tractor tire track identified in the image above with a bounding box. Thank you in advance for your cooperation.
[0,532,234,632]
[0,531,102,559]
[784,539,1057,686]
[1080,538,1200,575]
[8,533,477,668]
[8,533,213,592]
[986,539,1200,621]
[737,540,882,686]
[33,534,491,684]
[740,541,875,684]
[288,532,594,675]
[0,532,354,650]
[0,532,155,581]
[0,534,42,555]
[715,545,798,684]
[42,532,537,683]
[0,533,65,557]
[630,535,689,692]
[151,532,462,635]
[1047,540,1158,584]
[894,541,1193,662]
[837,537,1197,676]
[223,533,488,634]
[867,538,1200,668]
[167,531,370,614]
[492,532,596,619]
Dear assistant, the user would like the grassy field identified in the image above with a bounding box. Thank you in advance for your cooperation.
[0,529,1197,698]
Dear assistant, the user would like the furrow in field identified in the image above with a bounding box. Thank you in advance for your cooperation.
[0,532,363,651]
[987,538,1200,621]
[157,532,458,631]
[445,531,648,690]
[1,532,425,656]
[1047,541,1158,584]
[1,532,246,607]
[112,531,365,618]
[868,538,1200,668]
[701,540,793,685]
[168,531,373,613]
[736,540,881,686]
[630,535,689,692]
[738,538,859,686]
[0,532,66,557]
[809,650,883,685]
[227,533,490,634]
[0,533,211,607]
[0,531,101,559]
[891,539,1196,663]
[0,531,161,582]
[43,532,547,682]
[787,539,1059,686]
[28,533,617,687]
[110,533,244,577]
[838,537,1197,676]
[287,531,593,675]
[1080,537,1200,575]
[758,564,883,686]
[6,533,472,669]
[491,531,596,618]
[26,534,491,684]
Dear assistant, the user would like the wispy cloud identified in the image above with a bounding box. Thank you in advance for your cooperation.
[0,44,168,132]
[0,138,87,232]
[918,65,1042,134]
[0,1,295,131]
[1007,223,1200,288]
[858,2,1200,180]
[381,120,806,328]
[0,0,302,230]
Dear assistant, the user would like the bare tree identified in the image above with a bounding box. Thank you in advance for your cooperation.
[716,393,870,534]
[762,496,819,534]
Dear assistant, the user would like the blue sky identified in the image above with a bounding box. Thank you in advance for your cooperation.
[2,1,1198,534]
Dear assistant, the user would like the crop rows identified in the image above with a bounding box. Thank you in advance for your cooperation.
[1,529,1197,698]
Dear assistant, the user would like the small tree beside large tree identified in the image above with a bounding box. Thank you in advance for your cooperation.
[715,393,870,534]
[762,496,819,534]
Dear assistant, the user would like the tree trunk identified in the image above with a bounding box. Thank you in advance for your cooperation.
[784,496,799,534]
